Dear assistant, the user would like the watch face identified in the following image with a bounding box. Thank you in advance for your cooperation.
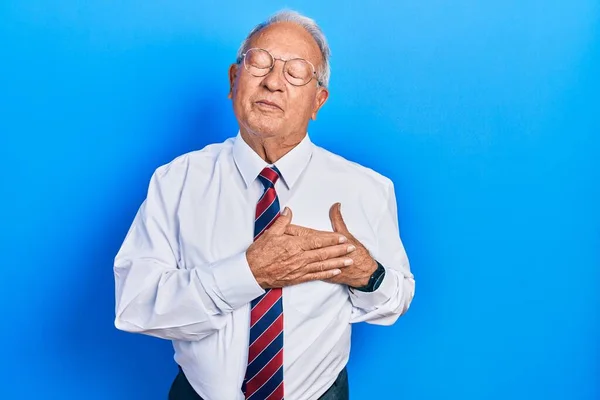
[372,271,385,291]
[371,263,386,291]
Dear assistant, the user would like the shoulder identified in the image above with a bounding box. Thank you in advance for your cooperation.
[312,144,394,195]
[153,137,235,183]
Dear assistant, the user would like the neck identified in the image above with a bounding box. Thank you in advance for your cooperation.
[240,129,305,164]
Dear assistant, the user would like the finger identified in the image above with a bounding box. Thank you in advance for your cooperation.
[285,224,317,237]
[296,269,342,284]
[303,243,356,263]
[329,203,349,234]
[305,257,353,274]
[299,233,348,251]
[267,207,293,235]
[323,275,343,284]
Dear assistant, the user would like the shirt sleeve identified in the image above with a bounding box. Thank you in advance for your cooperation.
[113,167,265,341]
[349,181,415,325]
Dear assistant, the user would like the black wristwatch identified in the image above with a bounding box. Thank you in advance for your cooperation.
[353,261,386,292]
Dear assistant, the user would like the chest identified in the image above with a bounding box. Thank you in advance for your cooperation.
[174,173,380,318]
[176,177,379,267]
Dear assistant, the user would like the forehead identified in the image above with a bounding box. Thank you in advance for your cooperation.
[249,22,322,65]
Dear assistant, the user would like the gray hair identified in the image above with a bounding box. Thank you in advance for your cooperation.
[235,10,331,88]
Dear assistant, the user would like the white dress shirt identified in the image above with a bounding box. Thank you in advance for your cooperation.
[114,132,415,400]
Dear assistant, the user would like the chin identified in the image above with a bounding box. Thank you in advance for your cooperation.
[245,116,285,138]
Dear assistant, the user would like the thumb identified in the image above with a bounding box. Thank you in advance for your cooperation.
[268,207,293,235]
[329,202,349,233]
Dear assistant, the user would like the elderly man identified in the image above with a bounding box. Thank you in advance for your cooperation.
[114,10,415,400]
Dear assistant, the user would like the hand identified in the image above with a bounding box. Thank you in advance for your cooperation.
[285,203,377,288]
[246,207,357,289]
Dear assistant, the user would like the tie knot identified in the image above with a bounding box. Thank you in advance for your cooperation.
[258,166,281,189]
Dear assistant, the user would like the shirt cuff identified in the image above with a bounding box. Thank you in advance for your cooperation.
[349,266,396,309]
[212,251,265,311]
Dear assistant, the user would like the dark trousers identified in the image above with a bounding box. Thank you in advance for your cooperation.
[168,366,349,400]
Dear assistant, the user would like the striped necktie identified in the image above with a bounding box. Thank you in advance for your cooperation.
[243,166,285,400]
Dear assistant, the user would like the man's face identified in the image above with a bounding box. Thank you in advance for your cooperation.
[229,22,329,141]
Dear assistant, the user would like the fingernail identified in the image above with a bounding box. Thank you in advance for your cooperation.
[332,269,341,275]
[347,245,356,253]
[282,207,289,216]
[344,258,354,266]
[338,203,342,211]
[338,236,347,243]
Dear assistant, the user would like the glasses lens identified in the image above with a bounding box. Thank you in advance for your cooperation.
[244,49,272,76]
[284,59,314,86]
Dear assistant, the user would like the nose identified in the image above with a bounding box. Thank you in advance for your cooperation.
[261,59,286,92]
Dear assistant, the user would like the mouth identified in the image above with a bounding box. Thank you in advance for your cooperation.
[255,100,283,112]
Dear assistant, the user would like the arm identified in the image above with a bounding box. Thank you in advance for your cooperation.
[113,167,264,341]
[349,182,415,325]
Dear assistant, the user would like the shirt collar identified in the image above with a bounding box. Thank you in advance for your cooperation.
[232,131,314,190]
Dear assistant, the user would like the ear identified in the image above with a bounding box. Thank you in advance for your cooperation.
[311,86,329,120]
[228,63,238,99]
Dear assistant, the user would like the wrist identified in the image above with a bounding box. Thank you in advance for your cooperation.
[358,260,378,286]
[352,260,385,292]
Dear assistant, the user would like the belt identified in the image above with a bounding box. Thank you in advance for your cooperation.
[168,365,349,400]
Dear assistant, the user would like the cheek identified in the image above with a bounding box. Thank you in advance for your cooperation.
[233,76,253,101]
[232,88,252,119]
[289,94,315,119]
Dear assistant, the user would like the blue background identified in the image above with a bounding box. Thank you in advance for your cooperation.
[1,1,599,399]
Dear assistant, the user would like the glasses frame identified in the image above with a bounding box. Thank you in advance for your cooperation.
[238,47,322,87]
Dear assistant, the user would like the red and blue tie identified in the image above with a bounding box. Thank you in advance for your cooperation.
[243,166,285,400]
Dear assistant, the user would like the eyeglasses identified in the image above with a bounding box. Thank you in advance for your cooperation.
[238,48,322,87]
